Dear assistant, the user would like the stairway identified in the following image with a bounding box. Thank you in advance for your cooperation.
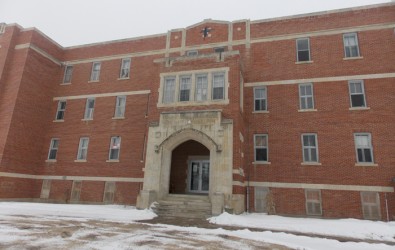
[153,194,212,219]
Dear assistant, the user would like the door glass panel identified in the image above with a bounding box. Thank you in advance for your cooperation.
[201,162,210,191]
[190,162,200,191]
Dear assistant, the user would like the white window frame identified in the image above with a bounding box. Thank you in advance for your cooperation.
[119,58,131,79]
[195,74,208,101]
[76,137,89,160]
[305,189,322,216]
[108,136,121,160]
[63,65,73,83]
[361,192,381,220]
[70,181,82,202]
[179,75,192,102]
[349,80,366,108]
[55,100,66,121]
[114,96,126,118]
[103,182,116,204]
[90,62,101,81]
[84,98,95,120]
[254,134,269,162]
[343,33,360,58]
[302,133,319,163]
[163,76,176,104]
[186,50,198,56]
[299,83,314,110]
[354,133,374,163]
[296,38,311,62]
[212,72,225,100]
[254,87,267,111]
[47,138,59,160]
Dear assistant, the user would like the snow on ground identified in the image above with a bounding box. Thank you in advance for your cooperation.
[0,202,394,250]
[209,212,395,242]
[0,202,156,222]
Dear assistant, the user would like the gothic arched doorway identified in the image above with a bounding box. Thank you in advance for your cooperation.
[169,140,210,194]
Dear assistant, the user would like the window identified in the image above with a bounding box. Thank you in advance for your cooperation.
[163,77,176,103]
[179,76,191,102]
[302,134,318,162]
[254,134,268,162]
[186,50,198,56]
[114,96,126,118]
[47,138,59,160]
[63,65,73,83]
[349,80,366,108]
[214,47,225,53]
[40,180,51,199]
[77,137,89,160]
[254,87,267,111]
[255,187,269,213]
[103,182,116,204]
[195,74,208,101]
[84,98,95,120]
[212,73,225,100]
[90,62,101,81]
[296,38,310,62]
[70,181,82,202]
[361,192,381,220]
[343,33,360,58]
[109,136,121,160]
[299,83,314,110]
[354,133,374,163]
[119,58,131,79]
[55,100,66,120]
[305,189,322,216]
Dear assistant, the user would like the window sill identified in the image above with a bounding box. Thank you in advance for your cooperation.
[301,162,322,166]
[53,119,64,122]
[355,163,378,167]
[74,160,87,163]
[158,99,229,108]
[81,118,93,121]
[298,109,317,112]
[343,56,363,60]
[295,61,313,64]
[252,161,271,165]
[45,159,57,163]
[117,77,130,80]
[88,80,100,83]
[60,82,71,86]
[349,107,370,111]
[106,159,120,163]
[112,117,125,120]
[252,110,269,114]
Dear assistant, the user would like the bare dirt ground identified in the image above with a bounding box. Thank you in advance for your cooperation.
[0,215,291,250]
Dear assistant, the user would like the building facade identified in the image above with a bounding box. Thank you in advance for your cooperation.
[0,3,394,220]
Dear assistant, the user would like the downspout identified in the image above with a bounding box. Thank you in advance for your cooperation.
[385,193,389,222]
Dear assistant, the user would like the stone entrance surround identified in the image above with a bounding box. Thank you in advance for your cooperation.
[136,110,237,215]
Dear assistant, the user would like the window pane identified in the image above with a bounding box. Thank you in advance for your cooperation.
[255,136,267,147]
[297,39,309,50]
[256,148,268,161]
[213,74,224,100]
[298,51,310,61]
[255,99,266,111]
[364,149,372,162]
[306,97,313,109]
[356,135,369,147]
[254,88,266,99]
[163,78,175,103]
[195,75,208,101]
[179,77,191,102]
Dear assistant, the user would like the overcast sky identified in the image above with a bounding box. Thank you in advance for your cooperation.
[0,0,391,47]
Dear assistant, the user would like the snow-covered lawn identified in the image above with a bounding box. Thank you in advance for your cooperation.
[210,212,395,242]
[0,202,394,250]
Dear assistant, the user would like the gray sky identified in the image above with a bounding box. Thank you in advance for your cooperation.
[0,0,391,47]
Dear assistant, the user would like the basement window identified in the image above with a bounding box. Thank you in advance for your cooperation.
[70,181,82,202]
[361,192,381,220]
[305,189,322,216]
[103,182,116,204]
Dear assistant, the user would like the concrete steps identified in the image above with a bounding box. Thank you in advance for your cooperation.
[153,194,212,219]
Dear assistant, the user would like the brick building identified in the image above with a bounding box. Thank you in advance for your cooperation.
[0,3,394,220]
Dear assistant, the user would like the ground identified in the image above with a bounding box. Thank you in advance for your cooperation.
[0,202,394,250]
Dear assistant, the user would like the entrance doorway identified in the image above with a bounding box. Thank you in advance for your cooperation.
[188,160,210,193]
[169,140,209,195]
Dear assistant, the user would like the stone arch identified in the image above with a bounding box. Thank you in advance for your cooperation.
[157,128,219,199]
